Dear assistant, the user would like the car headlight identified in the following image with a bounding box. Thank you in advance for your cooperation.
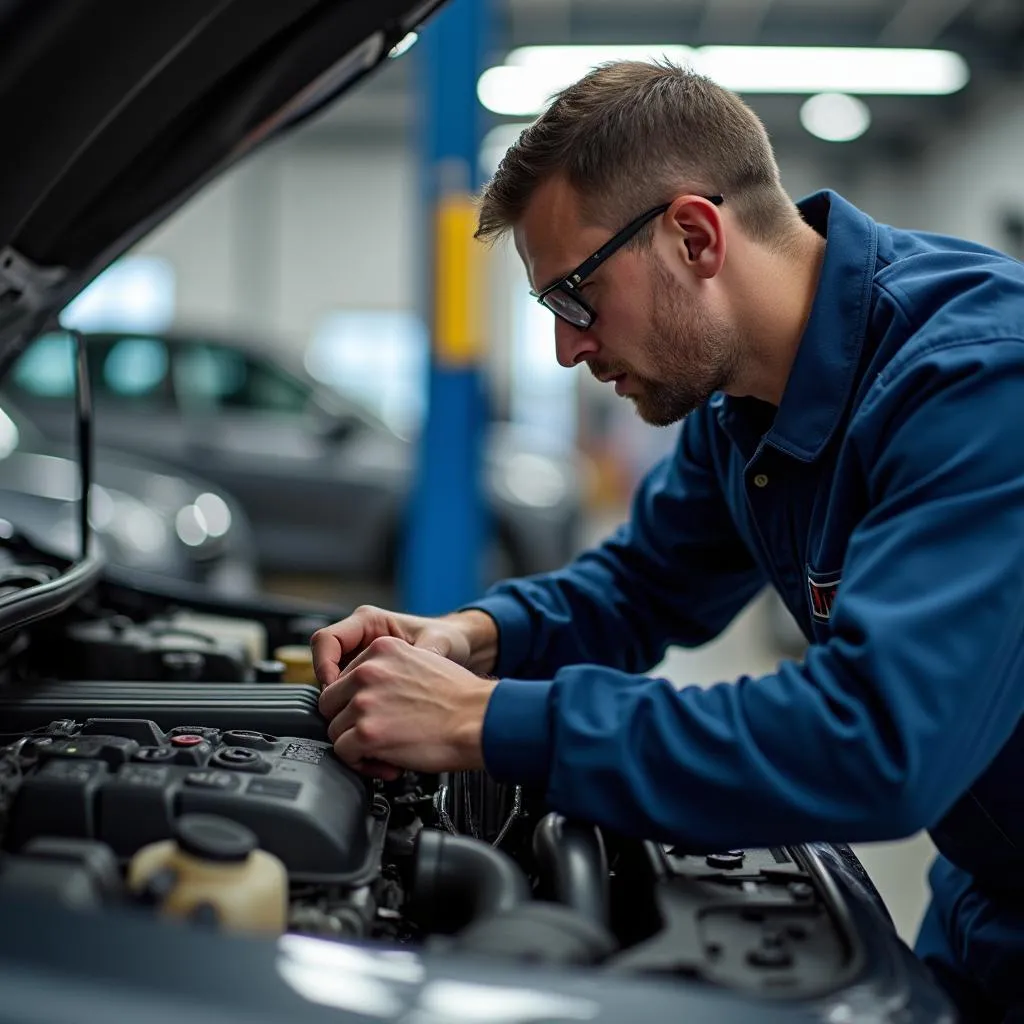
[101,489,171,561]
[174,492,233,556]
[498,453,570,509]
[57,485,174,570]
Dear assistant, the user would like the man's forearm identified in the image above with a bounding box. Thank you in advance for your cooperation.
[444,609,499,676]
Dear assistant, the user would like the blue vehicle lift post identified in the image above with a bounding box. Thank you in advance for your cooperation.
[402,0,492,614]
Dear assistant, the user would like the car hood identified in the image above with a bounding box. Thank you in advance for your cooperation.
[0,0,445,373]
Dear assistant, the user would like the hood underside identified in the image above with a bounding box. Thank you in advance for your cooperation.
[0,0,444,371]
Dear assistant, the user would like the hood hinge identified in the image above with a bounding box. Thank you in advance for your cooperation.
[0,247,68,320]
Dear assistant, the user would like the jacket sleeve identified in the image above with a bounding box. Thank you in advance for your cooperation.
[466,410,767,680]
[483,339,1024,850]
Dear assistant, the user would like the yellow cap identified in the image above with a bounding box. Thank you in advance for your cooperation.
[272,645,317,685]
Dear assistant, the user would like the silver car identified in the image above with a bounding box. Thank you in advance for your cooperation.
[0,398,258,594]
[5,329,582,584]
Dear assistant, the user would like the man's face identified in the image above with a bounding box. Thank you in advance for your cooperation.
[514,177,739,426]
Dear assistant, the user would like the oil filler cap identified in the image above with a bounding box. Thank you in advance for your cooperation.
[171,734,206,748]
[174,814,257,863]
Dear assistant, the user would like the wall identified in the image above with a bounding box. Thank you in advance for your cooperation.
[136,140,419,351]
[850,77,1024,243]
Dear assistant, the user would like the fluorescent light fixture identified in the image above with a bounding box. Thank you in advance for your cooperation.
[698,46,968,95]
[480,45,697,116]
[477,67,550,117]
[800,93,872,142]
[389,32,418,59]
[478,44,969,115]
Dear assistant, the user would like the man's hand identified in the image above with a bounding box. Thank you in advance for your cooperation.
[318,636,497,779]
[311,605,496,690]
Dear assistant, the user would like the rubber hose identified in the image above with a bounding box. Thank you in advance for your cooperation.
[532,813,610,928]
[410,829,531,935]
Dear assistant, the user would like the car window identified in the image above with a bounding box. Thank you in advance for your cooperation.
[174,344,309,414]
[101,337,170,398]
[101,339,167,395]
[10,332,76,398]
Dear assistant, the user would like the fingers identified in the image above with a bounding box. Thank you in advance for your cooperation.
[318,674,355,721]
[317,644,374,720]
[319,634,404,728]
[326,698,357,744]
[332,707,401,778]
[334,721,368,769]
[311,605,388,689]
[311,627,344,689]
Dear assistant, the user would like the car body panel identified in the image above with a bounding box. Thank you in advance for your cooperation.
[0,0,445,372]
[0,398,257,589]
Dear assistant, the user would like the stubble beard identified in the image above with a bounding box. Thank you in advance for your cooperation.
[624,261,739,427]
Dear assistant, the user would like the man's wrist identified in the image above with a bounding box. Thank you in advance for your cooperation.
[453,676,498,770]
[444,609,499,675]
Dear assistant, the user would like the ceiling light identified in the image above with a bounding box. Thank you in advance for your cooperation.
[478,45,969,116]
[477,66,563,117]
[698,46,968,96]
[800,93,872,142]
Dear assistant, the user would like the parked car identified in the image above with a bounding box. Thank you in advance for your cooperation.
[0,397,257,594]
[0,2,951,1022]
[4,328,582,584]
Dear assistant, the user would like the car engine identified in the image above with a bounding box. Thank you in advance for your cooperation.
[0,706,864,991]
[0,535,938,1012]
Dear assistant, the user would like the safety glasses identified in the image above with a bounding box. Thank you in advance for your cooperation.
[532,195,724,330]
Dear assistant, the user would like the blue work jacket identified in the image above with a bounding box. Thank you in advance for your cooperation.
[471,190,1024,1013]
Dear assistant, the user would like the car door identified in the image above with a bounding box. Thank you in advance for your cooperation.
[168,340,400,576]
[5,331,188,462]
[88,335,190,462]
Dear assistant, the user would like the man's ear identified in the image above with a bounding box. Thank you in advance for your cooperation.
[666,195,725,279]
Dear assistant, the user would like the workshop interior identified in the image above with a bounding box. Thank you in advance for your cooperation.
[0,0,1020,1021]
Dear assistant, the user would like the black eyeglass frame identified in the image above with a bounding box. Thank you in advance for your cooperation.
[532,194,724,330]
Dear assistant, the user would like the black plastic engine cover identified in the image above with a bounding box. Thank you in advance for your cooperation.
[0,682,327,739]
[4,719,385,885]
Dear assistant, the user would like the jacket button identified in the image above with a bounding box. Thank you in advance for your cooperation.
[753,473,769,488]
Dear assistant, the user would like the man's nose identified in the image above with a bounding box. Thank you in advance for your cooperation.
[554,317,599,368]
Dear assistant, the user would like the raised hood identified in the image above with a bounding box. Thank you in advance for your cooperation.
[0,0,445,370]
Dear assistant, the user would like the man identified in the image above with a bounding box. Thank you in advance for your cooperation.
[314,61,1024,1018]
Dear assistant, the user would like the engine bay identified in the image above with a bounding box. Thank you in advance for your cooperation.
[0,711,858,998]
[0,531,902,1009]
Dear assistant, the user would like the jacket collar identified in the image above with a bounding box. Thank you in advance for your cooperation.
[741,189,879,463]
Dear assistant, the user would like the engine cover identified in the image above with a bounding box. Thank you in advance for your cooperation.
[4,719,386,885]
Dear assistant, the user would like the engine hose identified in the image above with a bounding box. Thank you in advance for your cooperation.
[410,829,531,935]
[532,813,610,928]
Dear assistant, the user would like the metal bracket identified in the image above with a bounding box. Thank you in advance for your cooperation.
[0,247,67,319]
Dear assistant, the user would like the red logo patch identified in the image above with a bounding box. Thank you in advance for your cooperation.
[807,572,841,622]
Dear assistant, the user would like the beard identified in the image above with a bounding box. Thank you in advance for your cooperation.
[590,258,739,427]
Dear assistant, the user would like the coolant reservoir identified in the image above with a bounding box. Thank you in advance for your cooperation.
[273,645,317,685]
[127,814,288,935]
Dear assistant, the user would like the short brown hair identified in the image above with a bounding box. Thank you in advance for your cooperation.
[476,60,800,248]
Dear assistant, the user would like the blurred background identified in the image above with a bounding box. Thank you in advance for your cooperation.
[4,0,1024,947]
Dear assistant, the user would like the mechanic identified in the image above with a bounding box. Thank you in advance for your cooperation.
[313,60,1024,1019]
